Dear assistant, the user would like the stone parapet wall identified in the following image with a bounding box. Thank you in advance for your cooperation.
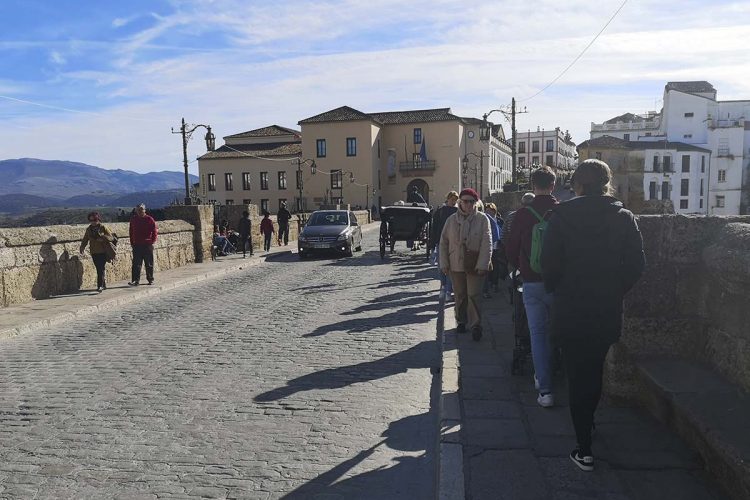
[0,219,196,307]
[607,215,750,396]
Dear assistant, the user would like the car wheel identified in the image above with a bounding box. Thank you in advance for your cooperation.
[344,240,354,257]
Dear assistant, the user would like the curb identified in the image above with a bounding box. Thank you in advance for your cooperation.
[0,251,286,340]
[437,297,465,500]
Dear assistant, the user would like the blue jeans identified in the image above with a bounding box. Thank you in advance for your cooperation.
[523,281,554,394]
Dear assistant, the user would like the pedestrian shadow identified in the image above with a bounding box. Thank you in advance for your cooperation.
[303,303,435,338]
[340,291,435,316]
[31,238,85,299]
[254,340,437,402]
[282,409,437,500]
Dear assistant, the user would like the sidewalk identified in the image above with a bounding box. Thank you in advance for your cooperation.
[439,285,728,500]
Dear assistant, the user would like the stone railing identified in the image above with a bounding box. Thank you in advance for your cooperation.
[606,215,750,395]
[0,205,215,308]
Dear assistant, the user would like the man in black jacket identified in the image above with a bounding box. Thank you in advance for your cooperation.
[277,202,292,246]
[541,159,645,471]
[431,190,458,299]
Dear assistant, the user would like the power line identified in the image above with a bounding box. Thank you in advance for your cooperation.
[519,0,629,103]
[0,94,161,123]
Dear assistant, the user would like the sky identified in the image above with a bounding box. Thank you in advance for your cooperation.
[1,0,749,174]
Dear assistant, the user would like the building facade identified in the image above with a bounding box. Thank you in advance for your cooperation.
[298,106,512,209]
[514,127,577,177]
[196,126,301,215]
[590,81,750,215]
[578,136,711,215]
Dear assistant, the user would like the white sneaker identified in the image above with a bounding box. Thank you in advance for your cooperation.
[537,393,554,408]
[438,290,446,300]
[534,375,540,391]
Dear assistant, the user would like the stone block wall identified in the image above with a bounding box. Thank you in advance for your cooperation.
[606,215,750,397]
[0,219,196,307]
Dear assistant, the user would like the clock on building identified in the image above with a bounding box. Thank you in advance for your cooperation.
[468,131,475,139]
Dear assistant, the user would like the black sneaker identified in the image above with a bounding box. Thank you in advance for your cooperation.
[128,281,139,286]
[147,280,154,285]
[456,323,467,334]
[570,449,594,471]
[471,326,483,341]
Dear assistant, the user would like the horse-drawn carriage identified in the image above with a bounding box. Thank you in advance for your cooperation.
[378,204,432,259]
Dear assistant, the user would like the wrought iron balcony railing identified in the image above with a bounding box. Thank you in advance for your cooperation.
[399,160,436,171]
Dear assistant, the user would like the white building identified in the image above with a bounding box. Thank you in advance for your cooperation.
[514,127,577,175]
[590,81,750,215]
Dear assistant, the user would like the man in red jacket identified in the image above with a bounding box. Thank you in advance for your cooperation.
[128,203,158,285]
[505,166,558,407]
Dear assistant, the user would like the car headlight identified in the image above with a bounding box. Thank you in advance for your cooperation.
[337,232,349,241]
[299,233,307,242]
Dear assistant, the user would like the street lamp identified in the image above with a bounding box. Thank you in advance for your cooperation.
[480,100,527,190]
[172,117,215,205]
[463,152,485,197]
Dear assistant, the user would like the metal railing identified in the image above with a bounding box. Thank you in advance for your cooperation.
[399,160,437,171]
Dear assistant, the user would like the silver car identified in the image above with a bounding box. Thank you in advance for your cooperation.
[298,210,363,259]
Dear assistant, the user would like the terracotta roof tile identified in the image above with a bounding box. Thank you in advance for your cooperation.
[199,142,301,160]
[224,125,300,139]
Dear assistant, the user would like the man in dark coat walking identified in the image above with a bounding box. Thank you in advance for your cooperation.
[277,202,292,246]
[541,159,645,472]
[238,211,253,258]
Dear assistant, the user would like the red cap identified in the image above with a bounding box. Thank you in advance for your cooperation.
[459,188,479,201]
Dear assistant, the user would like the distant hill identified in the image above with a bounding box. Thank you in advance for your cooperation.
[0,189,185,214]
[0,193,56,212]
[0,158,197,199]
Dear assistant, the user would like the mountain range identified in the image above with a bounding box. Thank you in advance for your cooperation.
[0,158,198,213]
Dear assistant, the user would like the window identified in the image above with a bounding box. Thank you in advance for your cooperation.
[532,141,539,153]
[346,137,357,157]
[316,139,326,158]
[224,173,233,191]
[680,199,688,209]
[242,199,252,205]
[652,155,660,172]
[700,179,704,196]
[661,181,670,200]
[680,179,689,196]
[208,173,216,191]
[260,172,268,190]
[700,199,703,209]
[663,156,672,172]
[278,199,286,209]
[716,195,725,208]
[683,134,692,139]
[296,170,303,189]
[377,139,381,158]
[624,133,630,141]
[242,172,251,190]
[532,156,539,165]
[331,169,343,189]
[546,155,554,166]
[595,152,602,160]
[226,199,234,205]
[684,112,694,118]
[261,199,269,213]
[518,142,526,153]
[413,128,422,144]
[718,169,726,182]
[645,132,652,137]
[701,156,706,173]
[518,156,526,167]
[546,140,554,152]
[278,171,287,190]
[649,181,657,200]
[682,155,690,173]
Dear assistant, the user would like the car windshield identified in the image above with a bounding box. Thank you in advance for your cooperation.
[307,212,348,226]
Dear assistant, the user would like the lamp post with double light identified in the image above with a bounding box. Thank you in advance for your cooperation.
[462,152,485,197]
[295,158,316,223]
[172,118,216,205]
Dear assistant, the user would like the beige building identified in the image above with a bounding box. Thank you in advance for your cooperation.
[197,126,302,215]
[298,106,512,208]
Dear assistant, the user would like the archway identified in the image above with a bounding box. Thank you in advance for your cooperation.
[406,179,429,205]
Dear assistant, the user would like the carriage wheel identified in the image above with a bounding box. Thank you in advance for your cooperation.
[390,240,395,252]
[379,240,386,259]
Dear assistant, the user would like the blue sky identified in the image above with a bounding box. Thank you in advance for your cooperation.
[1,0,749,173]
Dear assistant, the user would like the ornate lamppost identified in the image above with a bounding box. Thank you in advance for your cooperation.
[172,118,216,205]
[479,100,527,190]
[463,152,486,197]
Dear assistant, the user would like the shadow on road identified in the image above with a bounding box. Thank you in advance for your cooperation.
[303,303,435,338]
[254,340,437,403]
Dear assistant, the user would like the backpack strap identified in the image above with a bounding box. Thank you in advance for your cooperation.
[526,206,545,223]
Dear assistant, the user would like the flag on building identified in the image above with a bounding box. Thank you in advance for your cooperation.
[419,137,427,163]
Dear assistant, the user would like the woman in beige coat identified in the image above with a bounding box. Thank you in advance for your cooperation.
[439,188,492,340]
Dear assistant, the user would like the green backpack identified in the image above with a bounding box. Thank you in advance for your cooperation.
[526,206,547,274]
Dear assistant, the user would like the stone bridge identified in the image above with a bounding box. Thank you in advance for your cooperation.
[0,206,747,499]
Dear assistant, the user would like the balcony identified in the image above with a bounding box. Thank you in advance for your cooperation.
[591,120,660,132]
[707,119,744,129]
[399,161,436,171]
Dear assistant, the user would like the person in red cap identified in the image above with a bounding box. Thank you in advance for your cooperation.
[438,188,492,341]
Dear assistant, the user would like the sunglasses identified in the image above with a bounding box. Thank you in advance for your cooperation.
[460,198,477,204]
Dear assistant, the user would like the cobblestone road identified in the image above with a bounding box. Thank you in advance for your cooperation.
[0,231,440,499]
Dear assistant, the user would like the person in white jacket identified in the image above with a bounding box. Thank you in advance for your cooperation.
[439,188,492,341]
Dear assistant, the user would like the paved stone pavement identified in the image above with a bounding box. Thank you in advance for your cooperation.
[0,230,440,500]
[447,286,730,500]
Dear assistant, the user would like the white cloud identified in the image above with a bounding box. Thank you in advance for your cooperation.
[49,51,66,65]
[2,0,750,172]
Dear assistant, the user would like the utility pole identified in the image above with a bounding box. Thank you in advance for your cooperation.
[511,99,517,188]
[296,158,303,213]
